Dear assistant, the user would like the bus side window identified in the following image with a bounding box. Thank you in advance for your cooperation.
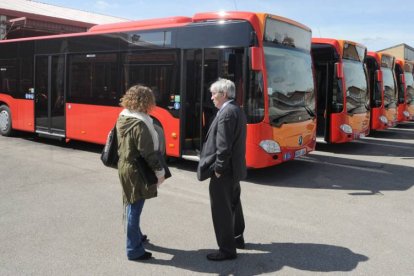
[0,59,18,96]
[20,58,33,98]
[68,53,118,106]
[122,50,180,118]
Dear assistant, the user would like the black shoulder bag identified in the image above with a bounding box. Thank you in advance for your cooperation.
[101,125,118,169]
[101,122,171,184]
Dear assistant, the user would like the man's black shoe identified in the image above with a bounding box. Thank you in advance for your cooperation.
[235,235,245,249]
[206,251,237,261]
[129,251,152,261]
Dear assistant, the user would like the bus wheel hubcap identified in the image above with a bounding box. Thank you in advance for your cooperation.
[0,110,9,131]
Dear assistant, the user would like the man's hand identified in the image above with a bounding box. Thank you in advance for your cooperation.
[157,176,165,188]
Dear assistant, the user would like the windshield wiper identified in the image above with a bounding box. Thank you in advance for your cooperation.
[347,105,362,113]
[270,110,297,126]
[303,105,315,117]
[270,108,313,126]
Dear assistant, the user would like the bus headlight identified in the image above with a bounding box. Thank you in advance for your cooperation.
[379,115,388,124]
[339,124,352,134]
[259,140,281,153]
[403,111,410,118]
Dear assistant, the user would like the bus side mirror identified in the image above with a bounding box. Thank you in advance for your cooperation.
[400,73,405,84]
[375,70,383,82]
[332,102,343,113]
[250,47,263,71]
[335,62,343,79]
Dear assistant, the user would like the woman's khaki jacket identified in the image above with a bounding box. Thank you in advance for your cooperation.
[116,115,162,204]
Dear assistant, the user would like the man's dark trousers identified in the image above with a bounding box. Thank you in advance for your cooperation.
[209,171,245,256]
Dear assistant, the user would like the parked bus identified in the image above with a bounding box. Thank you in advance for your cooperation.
[0,11,316,168]
[365,52,398,130]
[403,60,414,120]
[311,39,370,143]
[394,59,410,122]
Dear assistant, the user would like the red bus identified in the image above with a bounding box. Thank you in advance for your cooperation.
[394,59,411,122]
[0,12,316,168]
[311,39,370,143]
[402,61,414,120]
[365,52,398,130]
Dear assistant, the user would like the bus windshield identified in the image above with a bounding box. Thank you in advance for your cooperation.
[382,67,397,108]
[405,72,414,105]
[265,46,315,126]
[343,59,369,114]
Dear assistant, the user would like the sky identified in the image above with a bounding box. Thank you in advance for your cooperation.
[39,0,414,51]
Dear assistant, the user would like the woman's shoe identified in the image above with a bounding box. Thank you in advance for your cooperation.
[129,251,152,261]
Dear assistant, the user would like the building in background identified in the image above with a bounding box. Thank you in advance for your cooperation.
[0,0,128,40]
[378,43,414,61]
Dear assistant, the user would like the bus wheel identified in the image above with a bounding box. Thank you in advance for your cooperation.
[0,105,14,137]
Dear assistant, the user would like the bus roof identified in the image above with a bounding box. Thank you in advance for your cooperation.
[368,51,395,68]
[88,16,192,33]
[401,59,414,73]
[0,11,311,45]
[193,11,310,36]
[312,38,366,58]
[395,58,404,68]
[368,51,394,59]
[367,51,382,64]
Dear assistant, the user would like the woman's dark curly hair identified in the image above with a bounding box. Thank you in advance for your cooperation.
[119,85,155,113]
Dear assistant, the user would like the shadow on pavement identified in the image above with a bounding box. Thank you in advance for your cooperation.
[316,139,414,157]
[369,127,414,140]
[144,242,368,275]
[9,124,414,194]
[245,153,413,193]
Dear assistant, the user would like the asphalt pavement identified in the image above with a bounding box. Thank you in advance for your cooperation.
[1,122,413,275]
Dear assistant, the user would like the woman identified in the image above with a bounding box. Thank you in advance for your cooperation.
[116,85,165,261]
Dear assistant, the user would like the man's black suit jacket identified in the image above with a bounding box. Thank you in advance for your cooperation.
[197,101,247,181]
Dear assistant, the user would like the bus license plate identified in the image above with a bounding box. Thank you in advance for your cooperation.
[294,148,306,158]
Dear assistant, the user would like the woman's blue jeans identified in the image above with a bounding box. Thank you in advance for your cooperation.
[126,199,145,259]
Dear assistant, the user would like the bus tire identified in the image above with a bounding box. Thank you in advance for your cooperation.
[0,105,14,137]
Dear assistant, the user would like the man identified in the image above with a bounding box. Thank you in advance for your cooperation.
[197,78,247,261]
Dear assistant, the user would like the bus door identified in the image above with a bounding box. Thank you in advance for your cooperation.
[395,62,407,122]
[181,48,219,158]
[366,56,385,130]
[34,55,65,137]
[181,48,244,158]
[314,62,330,142]
[181,49,203,158]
